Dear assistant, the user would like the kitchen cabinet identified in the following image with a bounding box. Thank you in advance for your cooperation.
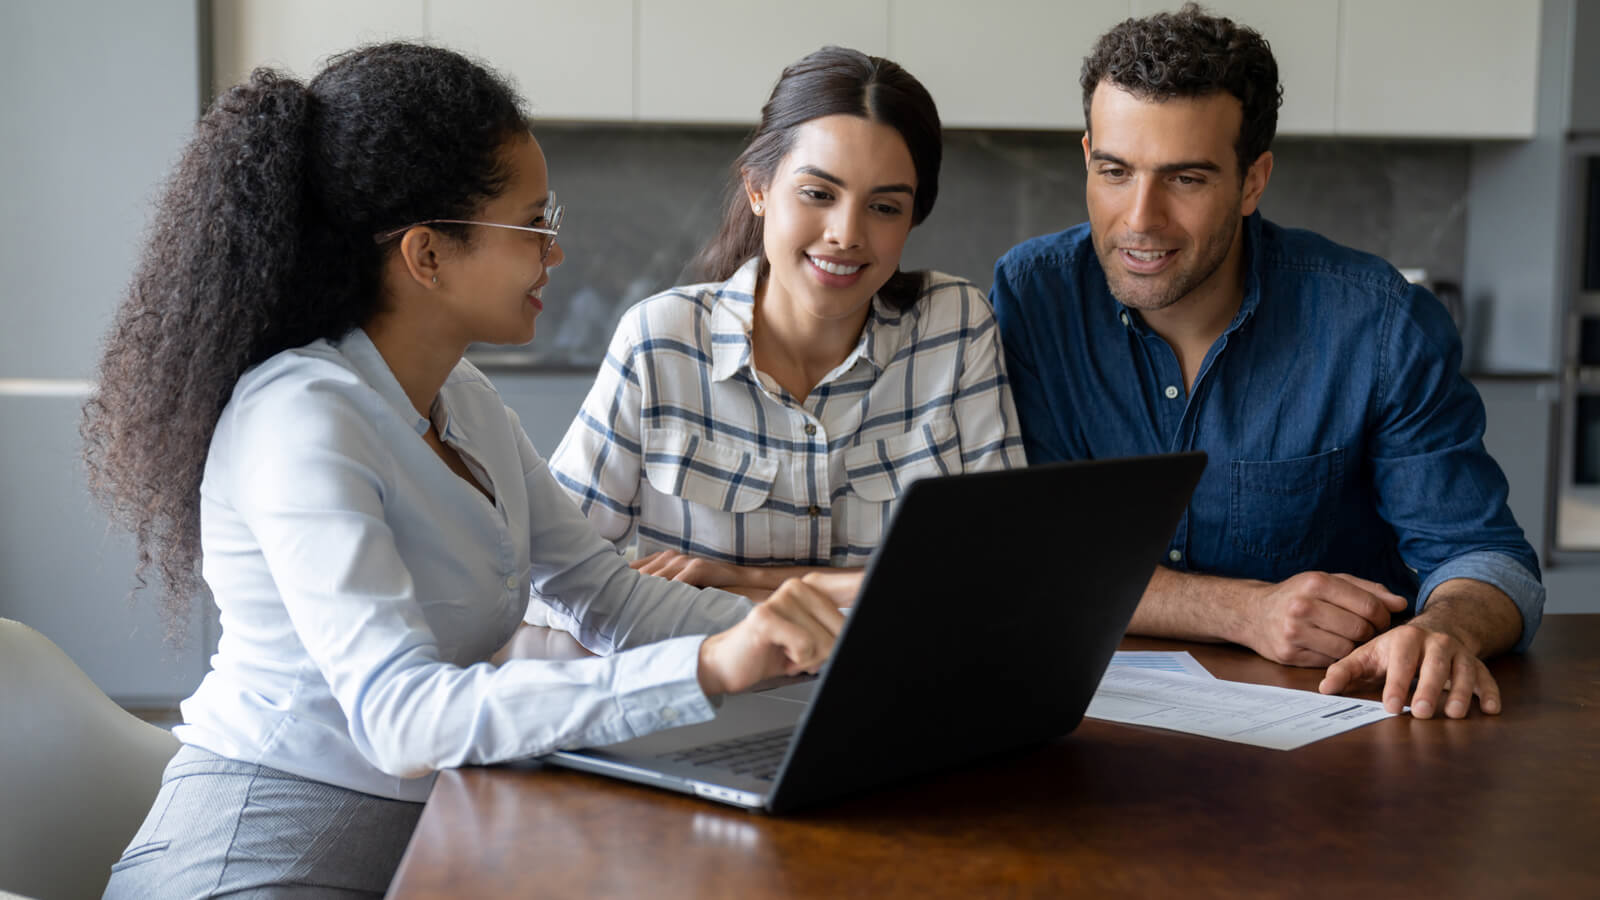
[890,0,1127,130]
[426,0,634,120]
[1337,0,1541,138]
[635,0,889,123]
[1131,1,1338,135]
[210,1,1544,138]
[211,0,426,91]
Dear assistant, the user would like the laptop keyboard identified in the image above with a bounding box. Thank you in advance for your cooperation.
[661,727,794,781]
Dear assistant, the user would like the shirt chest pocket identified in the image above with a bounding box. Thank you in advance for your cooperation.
[1228,448,1346,568]
[844,417,960,503]
[642,426,779,512]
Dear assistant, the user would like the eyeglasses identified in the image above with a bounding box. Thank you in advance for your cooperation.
[373,191,565,262]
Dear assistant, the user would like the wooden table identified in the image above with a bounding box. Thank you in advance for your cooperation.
[390,616,1600,898]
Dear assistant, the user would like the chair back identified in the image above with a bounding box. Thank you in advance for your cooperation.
[0,618,179,900]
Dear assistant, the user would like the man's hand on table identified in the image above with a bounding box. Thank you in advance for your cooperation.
[1318,623,1501,719]
[1240,571,1409,667]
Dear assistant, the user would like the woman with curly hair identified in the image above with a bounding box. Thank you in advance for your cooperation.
[88,42,844,897]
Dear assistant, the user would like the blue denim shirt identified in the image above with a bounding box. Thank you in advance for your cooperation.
[991,213,1544,651]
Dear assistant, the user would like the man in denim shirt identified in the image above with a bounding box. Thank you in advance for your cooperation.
[991,4,1544,720]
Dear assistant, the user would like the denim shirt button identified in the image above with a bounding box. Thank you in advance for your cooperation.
[1168,549,1183,563]
[1120,312,1130,327]
[1164,385,1180,400]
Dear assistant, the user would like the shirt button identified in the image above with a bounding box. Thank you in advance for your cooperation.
[1164,385,1180,400]
[1120,312,1130,327]
[505,574,518,590]
[1168,549,1183,563]
[804,423,817,436]
[661,707,678,722]
[808,504,821,518]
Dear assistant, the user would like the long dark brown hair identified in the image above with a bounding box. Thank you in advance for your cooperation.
[689,45,942,309]
[81,43,529,636]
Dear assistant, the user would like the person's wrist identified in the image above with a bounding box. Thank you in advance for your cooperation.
[696,635,725,697]
[1230,578,1273,651]
[754,566,786,591]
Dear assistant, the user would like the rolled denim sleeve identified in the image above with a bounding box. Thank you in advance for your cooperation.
[1369,284,1544,651]
[1416,551,1545,652]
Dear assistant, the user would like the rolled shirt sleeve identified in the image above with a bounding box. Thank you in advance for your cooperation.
[1368,283,1545,650]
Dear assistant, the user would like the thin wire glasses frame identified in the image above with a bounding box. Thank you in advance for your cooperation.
[373,191,564,262]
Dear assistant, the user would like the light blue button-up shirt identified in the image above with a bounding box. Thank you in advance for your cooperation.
[176,329,751,802]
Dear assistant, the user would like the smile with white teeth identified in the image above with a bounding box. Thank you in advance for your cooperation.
[1123,249,1172,261]
[808,255,863,276]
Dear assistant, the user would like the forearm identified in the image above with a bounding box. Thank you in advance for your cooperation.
[1126,566,1264,645]
[1411,578,1522,659]
[736,564,863,591]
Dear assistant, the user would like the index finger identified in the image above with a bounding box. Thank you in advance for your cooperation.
[1314,575,1400,629]
[1329,572,1409,612]
[769,579,847,636]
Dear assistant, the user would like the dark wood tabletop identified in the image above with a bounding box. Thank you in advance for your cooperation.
[390,615,1600,899]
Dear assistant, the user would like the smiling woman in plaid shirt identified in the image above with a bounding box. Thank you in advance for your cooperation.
[529,46,1025,622]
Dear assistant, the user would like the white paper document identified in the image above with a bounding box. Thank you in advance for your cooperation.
[1108,651,1215,679]
[1086,667,1396,750]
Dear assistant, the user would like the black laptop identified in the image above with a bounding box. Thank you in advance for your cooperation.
[538,452,1207,813]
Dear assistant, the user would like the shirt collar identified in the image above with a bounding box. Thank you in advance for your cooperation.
[708,257,899,385]
[337,327,434,436]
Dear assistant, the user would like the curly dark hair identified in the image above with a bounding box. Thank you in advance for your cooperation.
[689,45,942,310]
[1080,2,1282,176]
[81,42,529,637]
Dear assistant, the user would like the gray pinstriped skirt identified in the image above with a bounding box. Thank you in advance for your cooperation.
[103,744,423,899]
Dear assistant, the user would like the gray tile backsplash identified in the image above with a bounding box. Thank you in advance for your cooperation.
[510,125,1467,370]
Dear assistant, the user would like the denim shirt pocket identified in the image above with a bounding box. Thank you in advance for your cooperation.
[642,426,779,513]
[1229,448,1346,566]
[844,417,960,503]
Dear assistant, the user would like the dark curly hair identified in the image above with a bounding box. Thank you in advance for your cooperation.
[81,42,529,637]
[1080,2,1282,176]
[690,45,941,310]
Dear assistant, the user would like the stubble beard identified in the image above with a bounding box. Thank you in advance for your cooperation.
[1095,204,1242,314]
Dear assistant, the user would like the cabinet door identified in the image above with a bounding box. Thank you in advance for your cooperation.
[637,0,890,124]
[889,0,1129,130]
[1337,0,1540,138]
[1130,0,1337,135]
[211,0,426,90]
[426,0,634,121]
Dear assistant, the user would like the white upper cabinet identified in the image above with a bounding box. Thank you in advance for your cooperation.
[890,0,1131,130]
[426,1,634,121]
[1130,1,1338,135]
[211,0,426,91]
[1336,0,1541,138]
[636,0,890,124]
[208,0,1544,138]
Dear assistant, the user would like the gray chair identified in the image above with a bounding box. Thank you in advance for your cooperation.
[0,618,178,900]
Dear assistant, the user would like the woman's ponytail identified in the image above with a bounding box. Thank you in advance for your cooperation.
[83,69,315,633]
